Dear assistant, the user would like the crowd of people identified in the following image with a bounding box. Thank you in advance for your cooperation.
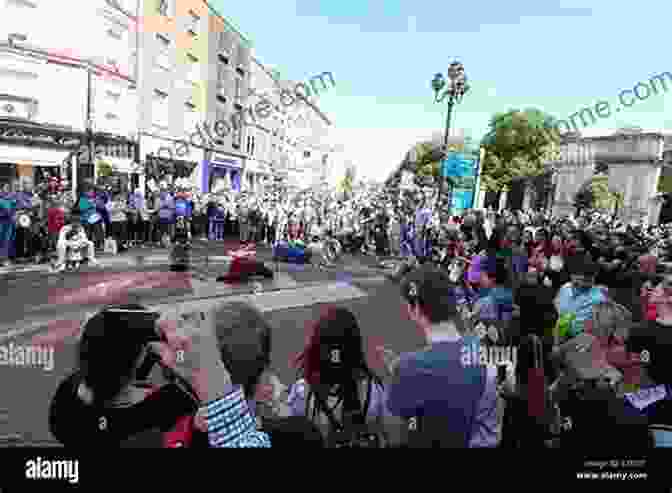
[0,175,403,271]
[39,182,672,447]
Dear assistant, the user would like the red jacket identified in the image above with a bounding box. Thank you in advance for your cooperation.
[47,207,65,234]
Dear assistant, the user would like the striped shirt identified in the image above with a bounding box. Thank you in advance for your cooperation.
[206,386,271,448]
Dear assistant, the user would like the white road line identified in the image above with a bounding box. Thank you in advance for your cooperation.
[0,280,371,343]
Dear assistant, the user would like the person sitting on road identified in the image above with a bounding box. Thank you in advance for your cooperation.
[54,210,98,271]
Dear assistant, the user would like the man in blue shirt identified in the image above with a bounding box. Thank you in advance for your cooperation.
[379,265,499,447]
[554,255,607,340]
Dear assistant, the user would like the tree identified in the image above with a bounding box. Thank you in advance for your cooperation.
[96,160,113,178]
[573,175,624,215]
[480,108,560,192]
[338,164,356,198]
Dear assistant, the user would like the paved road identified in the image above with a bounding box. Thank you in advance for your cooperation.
[0,244,418,446]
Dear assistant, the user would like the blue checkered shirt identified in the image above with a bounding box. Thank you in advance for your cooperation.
[206,386,271,448]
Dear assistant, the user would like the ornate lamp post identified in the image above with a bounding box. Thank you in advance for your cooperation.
[431,61,469,216]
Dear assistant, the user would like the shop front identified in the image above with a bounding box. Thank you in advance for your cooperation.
[76,134,140,194]
[140,135,202,192]
[0,120,83,190]
[203,153,244,194]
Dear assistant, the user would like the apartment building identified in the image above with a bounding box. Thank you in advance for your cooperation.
[244,58,288,195]
[283,89,333,190]
[137,0,209,190]
[1,0,143,196]
[0,46,87,189]
[202,10,251,193]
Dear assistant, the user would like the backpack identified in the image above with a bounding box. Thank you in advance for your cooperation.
[307,380,385,448]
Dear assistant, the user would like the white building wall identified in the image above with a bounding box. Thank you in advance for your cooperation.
[0,51,87,131]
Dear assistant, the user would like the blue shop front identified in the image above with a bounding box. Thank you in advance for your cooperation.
[202,153,244,193]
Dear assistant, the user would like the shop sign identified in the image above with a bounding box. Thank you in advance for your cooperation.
[0,128,81,149]
[77,141,136,163]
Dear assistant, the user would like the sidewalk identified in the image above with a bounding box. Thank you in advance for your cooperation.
[0,240,273,276]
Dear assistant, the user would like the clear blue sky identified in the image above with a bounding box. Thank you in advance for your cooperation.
[211,0,672,181]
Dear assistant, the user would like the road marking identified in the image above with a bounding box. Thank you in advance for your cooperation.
[0,277,373,343]
[149,282,367,316]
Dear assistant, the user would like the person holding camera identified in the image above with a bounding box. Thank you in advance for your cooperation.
[49,303,271,447]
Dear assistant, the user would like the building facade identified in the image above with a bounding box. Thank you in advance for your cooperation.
[551,130,665,224]
[0,45,87,190]
[244,57,281,195]
[1,0,143,196]
[137,0,209,191]
[83,0,141,193]
[202,10,251,194]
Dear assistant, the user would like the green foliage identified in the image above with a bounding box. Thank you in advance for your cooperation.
[480,108,560,191]
[658,169,672,193]
[573,175,624,213]
[96,160,113,178]
[414,142,442,180]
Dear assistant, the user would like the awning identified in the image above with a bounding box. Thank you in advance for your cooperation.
[0,144,71,167]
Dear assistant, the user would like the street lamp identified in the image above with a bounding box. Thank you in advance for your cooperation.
[431,61,469,217]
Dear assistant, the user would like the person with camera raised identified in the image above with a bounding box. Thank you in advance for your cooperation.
[49,303,271,447]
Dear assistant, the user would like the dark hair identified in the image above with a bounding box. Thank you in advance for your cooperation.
[400,265,459,324]
[295,306,381,387]
[212,302,272,399]
[295,306,383,422]
[568,254,598,276]
[77,304,156,405]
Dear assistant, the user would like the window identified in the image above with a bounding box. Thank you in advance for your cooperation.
[106,90,121,102]
[232,127,241,149]
[234,77,242,101]
[107,28,122,40]
[8,0,37,8]
[246,135,256,156]
[157,0,169,16]
[155,34,171,70]
[152,89,169,128]
[187,53,199,83]
[188,10,200,36]
[157,33,170,50]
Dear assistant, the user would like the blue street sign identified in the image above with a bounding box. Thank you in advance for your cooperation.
[442,153,476,178]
